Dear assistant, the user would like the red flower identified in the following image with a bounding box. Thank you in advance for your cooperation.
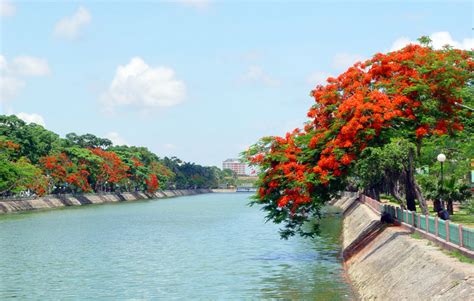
[145,174,159,193]
[415,126,429,139]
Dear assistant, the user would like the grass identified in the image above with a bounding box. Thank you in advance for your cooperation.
[426,205,474,228]
[422,239,474,265]
[450,208,474,227]
[444,249,474,265]
[380,194,401,207]
[410,232,423,240]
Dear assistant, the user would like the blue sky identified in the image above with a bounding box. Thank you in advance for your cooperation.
[0,0,472,167]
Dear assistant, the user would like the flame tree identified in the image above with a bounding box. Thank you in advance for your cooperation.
[244,38,473,238]
[0,115,223,197]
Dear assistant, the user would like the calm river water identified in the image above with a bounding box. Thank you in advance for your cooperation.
[0,193,353,300]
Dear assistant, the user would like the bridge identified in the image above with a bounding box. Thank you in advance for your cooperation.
[236,187,257,192]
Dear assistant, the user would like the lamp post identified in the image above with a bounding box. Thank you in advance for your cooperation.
[437,153,446,212]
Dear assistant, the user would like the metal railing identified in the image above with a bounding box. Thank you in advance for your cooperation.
[359,194,384,214]
[356,194,473,253]
[360,194,474,252]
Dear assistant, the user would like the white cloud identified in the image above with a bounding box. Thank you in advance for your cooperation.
[307,71,331,86]
[241,65,280,87]
[429,32,473,50]
[390,31,474,51]
[0,55,6,71]
[0,55,51,104]
[390,36,412,52]
[11,56,50,76]
[332,53,365,71]
[163,143,176,149]
[177,0,210,9]
[0,76,25,103]
[0,0,15,17]
[54,6,91,40]
[15,112,46,127]
[105,131,128,146]
[101,57,186,112]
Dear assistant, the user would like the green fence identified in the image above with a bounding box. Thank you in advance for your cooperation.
[438,219,447,240]
[380,202,474,252]
[361,194,473,253]
[420,215,427,231]
[463,227,474,251]
[449,223,460,245]
[428,216,436,235]
[397,207,403,223]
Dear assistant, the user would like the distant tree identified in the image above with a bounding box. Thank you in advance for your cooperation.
[222,168,237,187]
[0,114,223,196]
[39,153,92,193]
[0,115,61,163]
[90,148,129,191]
[65,133,112,149]
[149,161,175,189]
[0,138,48,196]
[145,174,160,192]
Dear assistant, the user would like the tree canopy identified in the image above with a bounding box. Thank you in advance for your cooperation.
[0,115,226,196]
[244,38,473,238]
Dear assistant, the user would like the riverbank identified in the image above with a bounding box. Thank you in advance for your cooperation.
[0,189,212,214]
[334,194,474,300]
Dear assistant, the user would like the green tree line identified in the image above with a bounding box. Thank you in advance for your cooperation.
[0,115,229,197]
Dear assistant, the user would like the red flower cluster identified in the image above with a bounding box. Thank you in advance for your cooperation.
[246,43,473,218]
[145,174,159,193]
[40,153,91,192]
[132,157,144,167]
[0,140,20,151]
[26,175,49,196]
[91,148,129,184]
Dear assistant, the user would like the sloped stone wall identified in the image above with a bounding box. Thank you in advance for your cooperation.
[338,195,474,300]
[0,189,211,214]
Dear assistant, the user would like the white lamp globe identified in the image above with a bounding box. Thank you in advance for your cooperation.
[437,153,446,162]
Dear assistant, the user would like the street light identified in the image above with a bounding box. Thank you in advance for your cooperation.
[437,153,446,163]
[437,153,446,210]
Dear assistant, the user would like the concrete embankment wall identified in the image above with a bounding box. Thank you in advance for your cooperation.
[0,189,212,214]
[210,188,237,193]
[333,195,474,300]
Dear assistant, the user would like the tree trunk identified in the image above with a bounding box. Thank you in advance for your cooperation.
[405,147,417,211]
[374,184,382,201]
[392,176,407,209]
[388,179,406,209]
[416,139,422,157]
[414,181,429,215]
[433,199,443,213]
[447,200,454,215]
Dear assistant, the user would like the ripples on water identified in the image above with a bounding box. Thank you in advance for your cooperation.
[0,193,353,300]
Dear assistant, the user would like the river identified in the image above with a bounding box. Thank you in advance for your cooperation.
[0,193,353,300]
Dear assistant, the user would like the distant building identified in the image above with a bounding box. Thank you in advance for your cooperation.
[223,158,247,175]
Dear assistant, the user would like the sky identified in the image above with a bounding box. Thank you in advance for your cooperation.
[0,0,472,168]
